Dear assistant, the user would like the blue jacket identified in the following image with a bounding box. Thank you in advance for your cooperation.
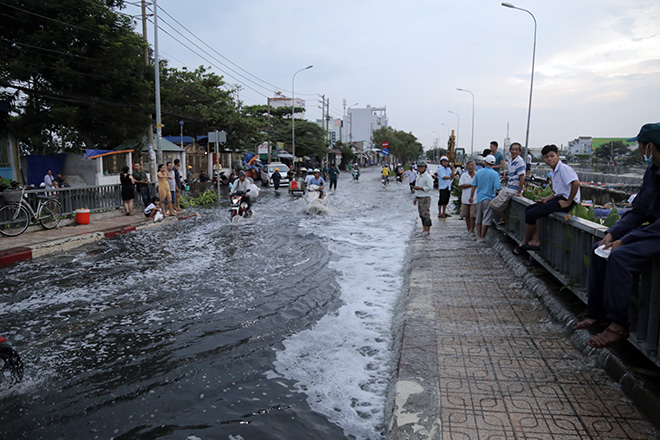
[608,164,660,244]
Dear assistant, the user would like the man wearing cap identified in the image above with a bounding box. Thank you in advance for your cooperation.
[307,169,326,198]
[575,123,660,348]
[469,155,501,240]
[413,161,433,234]
[435,156,455,218]
[230,170,253,212]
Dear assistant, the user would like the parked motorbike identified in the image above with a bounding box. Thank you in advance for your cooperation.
[0,336,23,386]
[229,190,251,221]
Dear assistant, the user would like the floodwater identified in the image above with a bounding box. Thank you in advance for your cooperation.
[0,168,418,440]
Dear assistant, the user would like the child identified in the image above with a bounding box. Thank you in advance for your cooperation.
[144,196,161,220]
[513,144,580,255]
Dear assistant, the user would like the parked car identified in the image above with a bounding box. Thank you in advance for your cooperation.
[261,163,291,186]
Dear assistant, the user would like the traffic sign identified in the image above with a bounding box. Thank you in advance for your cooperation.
[382,149,389,156]
[382,141,389,148]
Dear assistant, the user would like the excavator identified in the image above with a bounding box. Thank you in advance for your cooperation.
[447,130,465,168]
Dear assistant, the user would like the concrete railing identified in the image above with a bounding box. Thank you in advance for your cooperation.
[504,197,660,367]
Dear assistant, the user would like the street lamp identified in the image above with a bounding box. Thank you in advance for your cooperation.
[457,88,474,156]
[291,65,313,162]
[502,2,537,162]
[448,110,460,149]
[440,123,451,138]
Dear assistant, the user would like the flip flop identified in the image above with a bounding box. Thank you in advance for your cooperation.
[512,246,526,255]
[573,318,608,330]
[520,244,541,252]
[588,326,629,348]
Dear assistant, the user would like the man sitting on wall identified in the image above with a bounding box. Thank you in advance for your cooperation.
[574,122,660,348]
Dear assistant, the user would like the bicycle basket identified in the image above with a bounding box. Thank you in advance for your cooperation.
[1,190,23,203]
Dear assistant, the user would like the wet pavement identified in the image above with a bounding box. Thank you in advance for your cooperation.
[388,217,659,439]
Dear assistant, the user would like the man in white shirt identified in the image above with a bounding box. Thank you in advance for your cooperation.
[458,160,477,235]
[490,142,526,227]
[413,161,433,234]
[43,169,58,189]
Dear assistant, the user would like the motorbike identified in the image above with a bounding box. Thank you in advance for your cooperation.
[409,179,416,193]
[381,176,389,187]
[0,336,23,386]
[352,169,360,181]
[303,184,328,212]
[229,189,251,221]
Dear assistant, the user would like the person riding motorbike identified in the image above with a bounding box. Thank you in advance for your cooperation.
[230,170,252,212]
[306,169,326,198]
[381,164,391,184]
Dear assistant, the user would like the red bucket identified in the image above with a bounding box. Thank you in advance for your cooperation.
[76,209,90,225]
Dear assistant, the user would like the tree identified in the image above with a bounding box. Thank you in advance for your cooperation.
[592,141,632,164]
[1,0,152,154]
[371,126,424,164]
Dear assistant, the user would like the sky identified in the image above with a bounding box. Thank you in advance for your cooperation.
[125,0,660,153]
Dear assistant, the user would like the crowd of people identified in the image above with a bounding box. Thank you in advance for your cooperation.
[410,123,660,350]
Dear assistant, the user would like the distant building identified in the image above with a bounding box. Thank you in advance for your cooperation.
[346,105,388,150]
[269,97,306,119]
[568,136,593,155]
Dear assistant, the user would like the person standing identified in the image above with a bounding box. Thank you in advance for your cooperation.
[407,165,417,192]
[328,163,340,191]
[173,159,183,212]
[526,151,533,177]
[120,165,136,216]
[43,169,58,189]
[413,161,433,234]
[459,160,477,235]
[132,163,150,207]
[573,123,660,348]
[157,163,175,217]
[469,155,501,240]
[490,142,526,227]
[166,162,180,214]
[435,156,455,218]
[490,141,505,174]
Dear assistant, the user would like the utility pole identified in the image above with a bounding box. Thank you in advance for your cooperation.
[153,0,163,165]
[141,0,155,181]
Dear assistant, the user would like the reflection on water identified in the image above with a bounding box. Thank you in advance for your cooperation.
[0,168,417,440]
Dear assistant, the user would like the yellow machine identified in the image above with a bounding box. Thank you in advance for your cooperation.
[447,130,465,167]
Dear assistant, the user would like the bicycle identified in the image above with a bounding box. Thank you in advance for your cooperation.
[0,187,62,236]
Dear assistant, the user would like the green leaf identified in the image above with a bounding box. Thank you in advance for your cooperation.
[603,208,621,228]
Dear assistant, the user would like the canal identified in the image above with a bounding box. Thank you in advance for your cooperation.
[0,168,417,440]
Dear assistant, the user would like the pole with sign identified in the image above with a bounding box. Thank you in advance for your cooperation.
[381,141,390,164]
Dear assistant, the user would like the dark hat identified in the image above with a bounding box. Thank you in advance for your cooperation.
[627,123,660,144]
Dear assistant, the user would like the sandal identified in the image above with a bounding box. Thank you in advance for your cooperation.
[512,246,526,256]
[573,318,608,330]
[588,326,629,348]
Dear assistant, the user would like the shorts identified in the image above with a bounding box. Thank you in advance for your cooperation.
[416,196,432,227]
[158,184,169,201]
[438,188,451,206]
[489,189,515,212]
[171,190,176,202]
[476,199,494,226]
[526,163,531,171]
[460,203,477,219]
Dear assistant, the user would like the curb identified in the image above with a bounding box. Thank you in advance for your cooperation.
[0,246,32,266]
[490,230,660,432]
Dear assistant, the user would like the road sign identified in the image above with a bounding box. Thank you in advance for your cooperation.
[382,149,389,156]
[382,141,389,148]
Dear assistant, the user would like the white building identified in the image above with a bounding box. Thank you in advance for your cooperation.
[269,97,306,119]
[568,136,593,155]
[345,105,388,150]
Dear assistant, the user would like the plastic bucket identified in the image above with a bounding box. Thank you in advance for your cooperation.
[76,209,90,225]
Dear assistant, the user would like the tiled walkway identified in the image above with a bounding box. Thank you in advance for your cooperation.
[388,218,657,439]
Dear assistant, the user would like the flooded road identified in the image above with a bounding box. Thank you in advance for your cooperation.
[0,168,418,440]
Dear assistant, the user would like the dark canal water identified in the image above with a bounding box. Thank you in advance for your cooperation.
[0,168,417,440]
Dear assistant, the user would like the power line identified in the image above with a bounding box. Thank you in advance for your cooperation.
[0,1,101,33]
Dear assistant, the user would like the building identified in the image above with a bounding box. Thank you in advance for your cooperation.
[346,105,388,150]
[268,97,307,119]
[568,136,593,155]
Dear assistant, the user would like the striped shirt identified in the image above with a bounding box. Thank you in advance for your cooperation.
[506,155,526,192]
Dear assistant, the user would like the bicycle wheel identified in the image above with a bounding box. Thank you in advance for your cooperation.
[0,204,30,236]
[39,199,62,229]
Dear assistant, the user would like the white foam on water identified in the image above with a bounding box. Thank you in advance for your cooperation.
[271,175,416,439]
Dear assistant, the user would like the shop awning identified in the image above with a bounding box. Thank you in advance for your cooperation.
[85,149,134,160]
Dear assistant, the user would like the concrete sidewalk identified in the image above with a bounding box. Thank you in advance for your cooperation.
[0,209,197,267]
[388,217,659,439]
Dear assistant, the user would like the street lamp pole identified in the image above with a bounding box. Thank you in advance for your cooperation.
[440,123,450,138]
[448,111,459,150]
[457,88,474,156]
[291,65,313,164]
[502,2,537,162]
